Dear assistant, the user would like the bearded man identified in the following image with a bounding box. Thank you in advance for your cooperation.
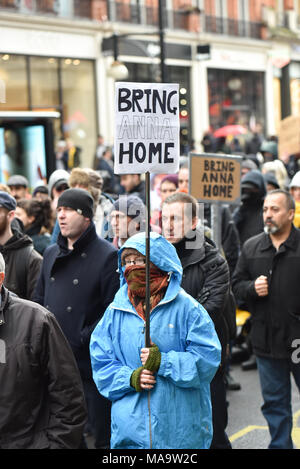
[232,189,300,449]
[0,191,42,299]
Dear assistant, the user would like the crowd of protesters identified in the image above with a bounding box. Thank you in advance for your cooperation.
[0,127,300,450]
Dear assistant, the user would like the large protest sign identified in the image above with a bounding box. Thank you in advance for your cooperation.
[114,82,180,175]
[189,153,242,205]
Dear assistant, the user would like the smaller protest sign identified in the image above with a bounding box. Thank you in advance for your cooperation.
[278,115,300,158]
[189,153,242,205]
[114,82,180,175]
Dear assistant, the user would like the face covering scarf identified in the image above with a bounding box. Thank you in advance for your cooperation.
[124,264,169,320]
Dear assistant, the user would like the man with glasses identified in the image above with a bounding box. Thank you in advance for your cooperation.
[109,195,146,248]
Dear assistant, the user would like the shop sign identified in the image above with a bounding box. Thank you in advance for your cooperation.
[114,82,180,174]
[189,153,242,204]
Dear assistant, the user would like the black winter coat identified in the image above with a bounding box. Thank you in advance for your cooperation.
[0,287,87,449]
[174,233,230,364]
[232,226,300,359]
[33,222,120,380]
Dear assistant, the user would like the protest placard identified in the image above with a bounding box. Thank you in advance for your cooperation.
[278,115,300,158]
[189,153,242,205]
[114,82,180,175]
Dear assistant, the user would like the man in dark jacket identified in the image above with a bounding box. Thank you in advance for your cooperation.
[0,252,87,449]
[232,190,300,449]
[161,192,232,449]
[33,188,120,449]
[0,191,42,299]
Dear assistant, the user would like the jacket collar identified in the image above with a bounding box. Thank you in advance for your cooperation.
[57,221,97,255]
[260,225,299,252]
[173,230,210,269]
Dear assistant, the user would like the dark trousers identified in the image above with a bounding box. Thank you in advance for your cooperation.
[256,356,300,449]
[82,377,111,449]
[210,366,232,449]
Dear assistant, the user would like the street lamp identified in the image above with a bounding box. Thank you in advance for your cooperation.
[103,0,167,83]
[107,60,129,80]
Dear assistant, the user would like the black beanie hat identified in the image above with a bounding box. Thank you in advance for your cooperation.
[57,188,94,219]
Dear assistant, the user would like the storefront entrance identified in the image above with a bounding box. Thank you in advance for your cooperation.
[0,111,58,190]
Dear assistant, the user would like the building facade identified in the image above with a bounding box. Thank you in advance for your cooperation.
[0,0,299,179]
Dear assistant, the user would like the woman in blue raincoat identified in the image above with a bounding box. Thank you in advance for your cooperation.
[90,232,221,449]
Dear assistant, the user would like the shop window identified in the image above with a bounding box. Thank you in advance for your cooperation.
[61,59,97,167]
[0,0,18,8]
[208,68,265,133]
[36,0,57,14]
[30,56,60,107]
[73,0,92,18]
[0,54,28,110]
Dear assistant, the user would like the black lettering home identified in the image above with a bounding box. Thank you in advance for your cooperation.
[118,142,174,165]
[203,184,234,198]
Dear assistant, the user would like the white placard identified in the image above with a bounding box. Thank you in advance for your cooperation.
[114,82,180,175]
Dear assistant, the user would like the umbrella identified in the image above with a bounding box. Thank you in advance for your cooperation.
[214,125,248,138]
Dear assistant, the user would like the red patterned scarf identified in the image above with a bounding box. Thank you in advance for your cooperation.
[124,265,169,320]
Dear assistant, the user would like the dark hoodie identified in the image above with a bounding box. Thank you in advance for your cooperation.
[233,170,267,247]
[0,225,42,299]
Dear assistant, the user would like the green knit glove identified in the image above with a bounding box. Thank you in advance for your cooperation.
[130,366,143,392]
[144,343,161,373]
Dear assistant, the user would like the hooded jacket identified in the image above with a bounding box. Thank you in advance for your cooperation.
[0,286,87,449]
[48,169,69,198]
[0,226,43,300]
[90,232,221,449]
[233,170,267,247]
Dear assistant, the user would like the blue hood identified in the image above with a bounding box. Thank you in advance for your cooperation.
[91,232,221,449]
[118,232,183,291]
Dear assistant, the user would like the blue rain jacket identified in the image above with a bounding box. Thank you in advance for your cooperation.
[90,232,221,449]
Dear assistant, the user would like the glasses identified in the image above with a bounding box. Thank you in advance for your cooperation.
[123,257,146,267]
